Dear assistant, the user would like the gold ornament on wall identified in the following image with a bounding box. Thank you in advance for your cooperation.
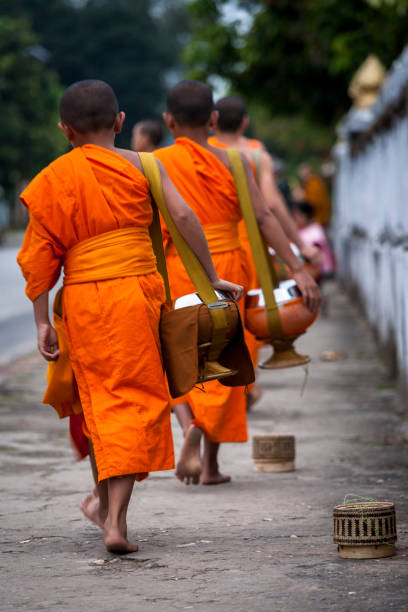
[348,54,387,109]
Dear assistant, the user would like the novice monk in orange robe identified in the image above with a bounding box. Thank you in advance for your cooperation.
[155,80,320,487]
[209,96,322,410]
[209,95,321,272]
[17,80,242,554]
[298,163,331,226]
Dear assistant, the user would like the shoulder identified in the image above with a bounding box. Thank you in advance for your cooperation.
[209,144,249,175]
[248,138,266,151]
[207,142,229,164]
[239,150,253,174]
[153,144,176,161]
[35,150,75,178]
[21,150,73,195]
[113,147,143,172]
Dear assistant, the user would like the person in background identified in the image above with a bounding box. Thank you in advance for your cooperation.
[209,96,320,265]
[297,163,331,227]
[131,119,164,152]
[209,95,321,410]
[292,201,335,280]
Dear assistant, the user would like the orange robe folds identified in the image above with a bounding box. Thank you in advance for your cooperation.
[17,145,174,481]
[155,137,250,443]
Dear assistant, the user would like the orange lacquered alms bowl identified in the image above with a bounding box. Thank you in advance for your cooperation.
[245,280,319,369]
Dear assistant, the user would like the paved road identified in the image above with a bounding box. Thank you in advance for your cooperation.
[0,283,407,611]
[0,246,36,364]
[0,243,60,365]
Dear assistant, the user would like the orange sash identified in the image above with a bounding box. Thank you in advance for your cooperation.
[166,221,240,257]
[64,226,156,284]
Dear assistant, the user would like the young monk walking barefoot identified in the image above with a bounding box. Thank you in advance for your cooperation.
[209,95,322,411]
[17,80,242,553]
[155,81,320,486]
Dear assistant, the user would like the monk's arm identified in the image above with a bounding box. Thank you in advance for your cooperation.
[159,164,244,300]
[260,153,321,266]
[33,290,60,361]
[243,155,320,311]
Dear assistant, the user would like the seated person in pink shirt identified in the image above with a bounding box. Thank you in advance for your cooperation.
[292,201,335,280]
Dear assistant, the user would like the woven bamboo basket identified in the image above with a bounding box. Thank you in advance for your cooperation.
[253,434,295,472]
[333,502,397,559]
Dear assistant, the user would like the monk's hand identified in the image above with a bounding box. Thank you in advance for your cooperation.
[37,323,60,361]
[291,268,321,313]
[211,278,244,302]
[300,244,322,267]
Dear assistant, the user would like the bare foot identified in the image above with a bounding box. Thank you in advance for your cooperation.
[201,471,231,485]
[104,524,139,555]
[246,384,263,412]
[175,424,202,485]
[80,493,105,529]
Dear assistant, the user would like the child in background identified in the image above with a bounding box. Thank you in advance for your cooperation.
[292,201,335,281]
[131,119,163,152]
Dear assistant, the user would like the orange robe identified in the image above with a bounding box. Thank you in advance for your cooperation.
[155,137,250,443]
[17,145,174,482]
[304,174,331,226]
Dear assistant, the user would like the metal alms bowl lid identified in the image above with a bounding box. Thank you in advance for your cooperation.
[247,280,300,308]
[174,290,231,309]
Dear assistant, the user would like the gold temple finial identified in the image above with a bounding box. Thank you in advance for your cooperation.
[348,54,387,109]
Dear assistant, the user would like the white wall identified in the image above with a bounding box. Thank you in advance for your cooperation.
[334,48,408,397]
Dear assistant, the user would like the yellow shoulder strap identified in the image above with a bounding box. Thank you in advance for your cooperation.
[226,148,283,340]
[138,152,229,359]
[145,175,172,303]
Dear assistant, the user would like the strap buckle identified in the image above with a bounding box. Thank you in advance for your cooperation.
[208,301,230,309]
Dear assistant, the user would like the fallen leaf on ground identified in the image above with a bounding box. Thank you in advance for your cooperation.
[320,350,347,361]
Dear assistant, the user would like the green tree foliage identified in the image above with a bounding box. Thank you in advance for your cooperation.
[0,15,65,196]
[249,106,335,175]
[4,0,188,146]
[185,0,408,125]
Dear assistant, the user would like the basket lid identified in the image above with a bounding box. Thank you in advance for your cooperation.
[334,501,395,515]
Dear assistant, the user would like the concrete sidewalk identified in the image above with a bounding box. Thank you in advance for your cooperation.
[0,283,407,611]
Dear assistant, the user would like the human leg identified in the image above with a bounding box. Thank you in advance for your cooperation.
[104,474,139,554]
[173,402,202,485]
[201,438,231,485]
[80,441,109,529]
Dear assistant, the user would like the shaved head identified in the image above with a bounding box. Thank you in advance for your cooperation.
[215,95,247,132]
[133,120,163,147]
[60,80,119,134]
[166,80,214,127]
